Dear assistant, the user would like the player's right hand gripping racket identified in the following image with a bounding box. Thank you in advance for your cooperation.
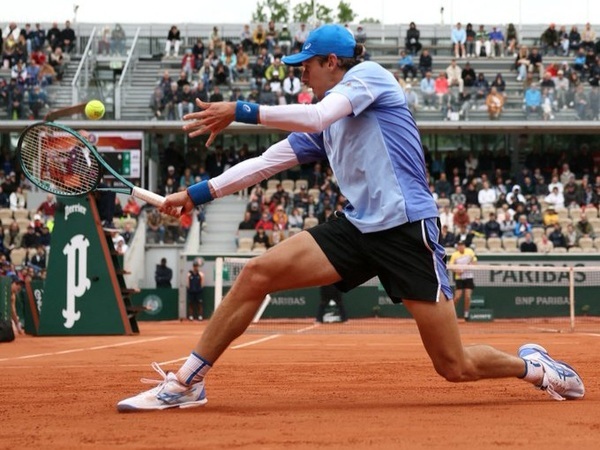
[17,121,165,207]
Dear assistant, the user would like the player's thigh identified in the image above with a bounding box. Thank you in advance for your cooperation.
[240,231,341,293]
[403,297,465,366]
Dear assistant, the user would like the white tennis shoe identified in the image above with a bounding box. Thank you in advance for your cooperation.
[117,362,207,412]
[518,343,584,401]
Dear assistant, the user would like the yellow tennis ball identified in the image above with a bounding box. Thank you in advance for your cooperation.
[85,100,105,120]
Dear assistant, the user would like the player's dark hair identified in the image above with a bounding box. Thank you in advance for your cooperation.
[315,44,366,71]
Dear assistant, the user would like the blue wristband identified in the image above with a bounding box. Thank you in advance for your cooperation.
[235,101,260,124]
[187,180,214,206]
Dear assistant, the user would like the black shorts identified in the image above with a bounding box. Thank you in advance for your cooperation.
[307,214,452,303]
[455,279,475,290]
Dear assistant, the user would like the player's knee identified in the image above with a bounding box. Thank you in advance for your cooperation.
[238,258,271,295]
[433,359,473,383]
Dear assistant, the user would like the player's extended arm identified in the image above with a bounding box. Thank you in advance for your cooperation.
[160,139,300,216]
[183,93,353,145]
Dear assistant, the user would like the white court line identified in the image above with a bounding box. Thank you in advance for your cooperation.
[0,336,173,363]
[295,324,319,333]
[230,334,281,349]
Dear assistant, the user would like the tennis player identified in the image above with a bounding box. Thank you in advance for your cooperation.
[118,24,584,411]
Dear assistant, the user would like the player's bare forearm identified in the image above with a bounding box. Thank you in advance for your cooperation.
[183,100,237,146]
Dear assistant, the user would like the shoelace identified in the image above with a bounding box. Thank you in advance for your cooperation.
[539,366,566,401]
[140,362,170,386]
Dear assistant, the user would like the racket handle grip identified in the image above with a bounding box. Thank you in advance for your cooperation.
[132,187,165,207]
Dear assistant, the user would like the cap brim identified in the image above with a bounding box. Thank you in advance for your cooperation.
[282,51,314,66]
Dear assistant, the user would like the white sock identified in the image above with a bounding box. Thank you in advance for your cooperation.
[176,352,212,385]
[519,359,544,385]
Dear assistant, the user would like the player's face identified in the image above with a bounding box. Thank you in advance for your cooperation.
[300,56,337,100]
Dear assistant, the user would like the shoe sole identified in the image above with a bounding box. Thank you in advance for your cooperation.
[117,398,207,412]
[519,343,584,400]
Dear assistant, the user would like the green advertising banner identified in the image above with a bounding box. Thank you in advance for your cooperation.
[38,195,133,335]
[130,289,179,321]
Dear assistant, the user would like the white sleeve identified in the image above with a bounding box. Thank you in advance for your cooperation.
[259,92,353,133]
[209,139,299,198]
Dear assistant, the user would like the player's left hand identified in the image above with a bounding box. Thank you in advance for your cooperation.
[160,190,194,217]
[182,100,236,146]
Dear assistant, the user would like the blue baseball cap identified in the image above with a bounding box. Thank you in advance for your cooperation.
[282,24,356,66]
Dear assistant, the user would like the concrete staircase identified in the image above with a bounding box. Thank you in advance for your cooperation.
[198,195,247,253]
[119,58,163,120]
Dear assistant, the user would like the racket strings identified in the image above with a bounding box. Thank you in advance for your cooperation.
[20,124,101,196]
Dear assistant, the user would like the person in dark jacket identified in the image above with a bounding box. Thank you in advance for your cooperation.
[155,258,173,288]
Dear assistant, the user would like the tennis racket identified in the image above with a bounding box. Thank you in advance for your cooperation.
[17,121,165,207]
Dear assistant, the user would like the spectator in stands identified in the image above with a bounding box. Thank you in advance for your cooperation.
[514,215,532,238]
[563,223,578,248]
[580,23,596,51]
[527,204,544,228]
[32,23,46,52]
[491,73,506,97]
[475,25,491,58]
[439,224,456,247]
[239,24,253,54]
[21,224,40,249]
[8,186,25,210]
[451,22,466,59]
[37,194,56,219]
[446,59,465,94]
[146,208,165,244]
[405,22,422,55]
[278,26,292,55]
[60,20,76,54]
[540,23,560,56]
[484,212,501,238]
[293,23,308,52]
[434,172,452,199]
[149,86,165,120]
[259,83,276,105]
[252,24,267,55]
[265,57,285,93]
[297,85,314,104]
[208,26,222,54]
[123,197,141,218]
[450,185,466,208]
[98,25,111,55]
[519,232,538,252]
[264,21,278,53]
[528,47,544,78]
[473,72,490,108]
[5,221,23,251]
[282,67,301,104]
[542,205,559,230]
[398,50,417,82]
[49,46,66,81]
[558,25,570,57]
[524,82,542,119]
[505,23,518,57]
[181,49,196,81]
[419,71,436,109]
[233,47,250,82]
[253,226,271,250]
[548,223,567,248]
[573,84,588,119]
[213,61,231,88]
[477,180,496,208]
[489,27,505,57]
[453,204,470,230]
[28,85,48,119]
[486,86,504,120]
[434,71,450,114]
[438,204,454,231]
[535,233,552,253]
[165,25,181,58]
[464,23,476,58]
[575,212,595,240]
[404,84,419,115]
[548,175,564,194]
[553,70,570,109]
[288,207,304,229]
[545,186,565,209]
[418,48,433,77]
[514,45,530,82]
[46,22,61,51]
[177,83,195,119]
[461,62,476,90]
[111,24,126,56]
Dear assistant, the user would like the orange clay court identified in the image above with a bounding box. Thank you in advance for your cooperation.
[1,320,599,450]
